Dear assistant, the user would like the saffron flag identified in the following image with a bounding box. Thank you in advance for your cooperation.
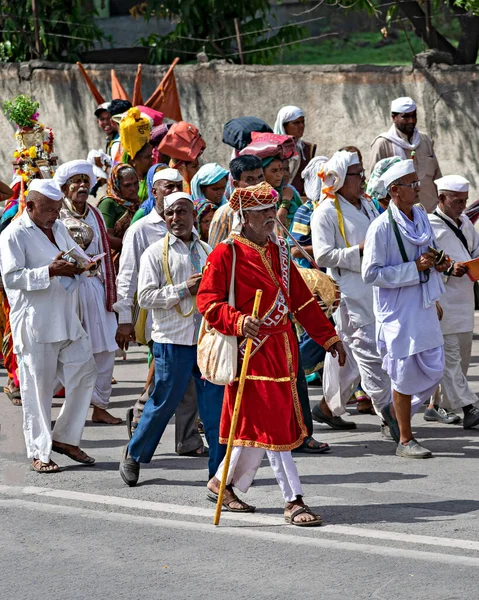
[111,70,131,102]
[76,62,105,105]
[132,64,144,106]
[145,58,182,122]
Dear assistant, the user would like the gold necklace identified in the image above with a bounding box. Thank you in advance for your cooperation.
[64,198,89,219]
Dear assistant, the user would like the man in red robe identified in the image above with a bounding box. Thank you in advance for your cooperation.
[196,182,346,526]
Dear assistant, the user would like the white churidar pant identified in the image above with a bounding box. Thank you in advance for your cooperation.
[18,334,97,464]
[439,332,478,410]
[91,350,116,410]
[323,303,391,416]
[215,447,303,503]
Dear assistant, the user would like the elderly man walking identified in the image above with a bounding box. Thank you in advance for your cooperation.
[428,175,479,429]
[311,150,391,434]
[362,160,450,458]
[0,180,97,472]
[370,96,441,213]
[119,192,225,487]
[114,168,205,456]
[197,182,345,526]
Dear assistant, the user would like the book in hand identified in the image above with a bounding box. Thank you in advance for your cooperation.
[462,257,479,281]
[62,247,106,270]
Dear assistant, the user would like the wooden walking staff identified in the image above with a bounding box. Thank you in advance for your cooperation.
[214,288,263,526]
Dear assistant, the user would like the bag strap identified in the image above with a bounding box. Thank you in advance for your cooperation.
[333,194,350,248]
[387,204,409,264]
[223,238,236,308]
[433,210,471,256]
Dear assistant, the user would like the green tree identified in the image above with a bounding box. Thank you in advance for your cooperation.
[134,0,309,64]
[331,0,479,64]
[0,0,110,62]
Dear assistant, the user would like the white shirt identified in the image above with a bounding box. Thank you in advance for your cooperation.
[113,208,167,335]
[0,211,86,353]
[311,194,379,329]
[429,208,479,335]
[362,209,443,359]
[138,230,210,346]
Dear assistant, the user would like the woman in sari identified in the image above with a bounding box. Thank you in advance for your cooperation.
[131,163,169,224]
[195,200,217,243]
[190,163,228,207]
[170,157,200,194]
[55,160,121,425]
[98,164,140,267]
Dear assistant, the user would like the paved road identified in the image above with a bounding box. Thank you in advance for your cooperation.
[2,332,479,600]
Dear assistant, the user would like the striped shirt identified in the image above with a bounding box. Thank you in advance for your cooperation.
[291,200,314,269]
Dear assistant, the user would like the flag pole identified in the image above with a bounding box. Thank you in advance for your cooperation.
[213,289,263,526]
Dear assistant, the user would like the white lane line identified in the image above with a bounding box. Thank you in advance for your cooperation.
[1,484,479,553]
[3,498,479,568]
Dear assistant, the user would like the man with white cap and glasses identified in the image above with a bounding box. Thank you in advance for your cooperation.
[363,159,451,458]
[119,192,225,487]
[427,175,479,429]
[0,179,97,472]
[311,150,392,434]
[115,168,205,456]
[370,96,442,213]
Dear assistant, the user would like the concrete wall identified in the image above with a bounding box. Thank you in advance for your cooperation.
[1,61,478,196]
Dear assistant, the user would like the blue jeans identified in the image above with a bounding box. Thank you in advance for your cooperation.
[128,343,225,478]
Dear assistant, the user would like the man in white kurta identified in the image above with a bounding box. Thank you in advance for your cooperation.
[428,175,479,429]
[114,168,204,456]
[311,150,391,433]
[362,160,449,459]
[0,180,97,472]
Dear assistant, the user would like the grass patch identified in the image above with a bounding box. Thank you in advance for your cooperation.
[276,31,425,66]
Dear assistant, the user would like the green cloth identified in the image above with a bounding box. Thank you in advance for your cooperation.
[97,197,127,229]
[131,207,146,225]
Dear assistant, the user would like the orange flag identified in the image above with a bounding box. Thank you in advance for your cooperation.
[76,62,105,105]
[111,69,131,102]
[145,58,182,122]
[132,64,144,106]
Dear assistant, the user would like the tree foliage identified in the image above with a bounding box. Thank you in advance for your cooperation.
[330,0,479,64]
[0,0,110,63]
[134,0,309,65]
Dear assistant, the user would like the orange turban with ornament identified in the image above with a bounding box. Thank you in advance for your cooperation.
[229,181,278,212]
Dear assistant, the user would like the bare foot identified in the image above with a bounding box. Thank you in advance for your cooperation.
[285,496,322,525]
[207,476,255,512]
[320,398,333,418]
[92,406,123,424]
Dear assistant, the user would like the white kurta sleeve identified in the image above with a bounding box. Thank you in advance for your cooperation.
[138,246,190,310]
[311,209,361,272]
[113,227,140,324]
[1,232,50,291]
[470,223,479,259]
[362,222,420,289]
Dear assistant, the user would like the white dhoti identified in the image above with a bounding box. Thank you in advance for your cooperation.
[381,346,445,415]
[80,275,117,410]
[439,332,478,410]
[324,303,391,416]
[215,447,303,502]
[18,335,97,464]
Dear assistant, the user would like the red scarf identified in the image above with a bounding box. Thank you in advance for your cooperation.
[90,205,117,312]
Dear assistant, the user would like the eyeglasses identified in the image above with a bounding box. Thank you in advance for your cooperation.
[346,170,365,179]
[395,181,421,189]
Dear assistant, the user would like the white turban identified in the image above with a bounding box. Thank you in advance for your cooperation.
[301,155,329,202]
[153,168,183,185]
[163,191,193,210]
[28,179,63,201]
[54,159,97,189]
[318,151,360,200]
[380,159,416,190]
[391,97,417,114]
[273,105,304,135]
[434,175,470,193]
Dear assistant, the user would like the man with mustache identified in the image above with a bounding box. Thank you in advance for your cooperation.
[370,96,442,213]
[196,182,345,526]
[0,179,97,472]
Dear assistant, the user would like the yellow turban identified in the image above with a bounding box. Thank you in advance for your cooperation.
[119,107,151,160]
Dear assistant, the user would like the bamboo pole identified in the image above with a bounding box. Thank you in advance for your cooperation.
[213,288,263,526]
[275,217,320,270]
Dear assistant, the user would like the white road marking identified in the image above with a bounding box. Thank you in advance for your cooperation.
[3,498,479,567]
[1,484,479,554]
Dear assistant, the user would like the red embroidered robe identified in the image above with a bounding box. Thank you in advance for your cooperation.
[196,234,339,451]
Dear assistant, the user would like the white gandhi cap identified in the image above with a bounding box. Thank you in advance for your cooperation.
[152,168,183,185]
[28,179,63,201]
[164,191,194,209]
[391,97,417,114]
[434,175,470,193]
[379,159,416,190]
